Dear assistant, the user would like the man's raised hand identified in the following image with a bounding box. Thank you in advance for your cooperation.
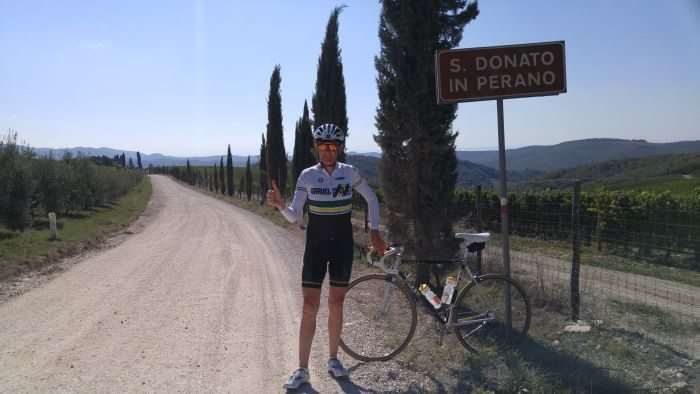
[266,180,284,210]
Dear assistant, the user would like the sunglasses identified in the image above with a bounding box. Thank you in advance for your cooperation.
[317,143,339,152]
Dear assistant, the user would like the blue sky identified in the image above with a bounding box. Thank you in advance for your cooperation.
[1,0,699,157]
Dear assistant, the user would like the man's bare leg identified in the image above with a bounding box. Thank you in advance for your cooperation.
[299,287,321,368]
[327,286,347,359]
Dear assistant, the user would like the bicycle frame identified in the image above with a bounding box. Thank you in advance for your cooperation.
[343,236,530,360]
[367,243,495,335]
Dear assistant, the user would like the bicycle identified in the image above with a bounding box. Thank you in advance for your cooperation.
[339,232,532,362]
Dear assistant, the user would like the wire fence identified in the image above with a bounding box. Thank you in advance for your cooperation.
[353,183,700,358]
[457,187,700,273]
[450,183,700,359]
[482,246,700,359]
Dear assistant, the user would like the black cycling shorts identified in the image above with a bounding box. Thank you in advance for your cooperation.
[302,239,354,288]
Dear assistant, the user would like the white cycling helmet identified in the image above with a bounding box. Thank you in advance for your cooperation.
[312,123,344,143]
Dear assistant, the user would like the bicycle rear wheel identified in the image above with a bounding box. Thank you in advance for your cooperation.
[452,274,531,353]
[339,274,417,362]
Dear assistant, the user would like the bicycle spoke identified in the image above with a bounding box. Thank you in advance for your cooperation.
[453,275,531,353]
[340,275,417,362]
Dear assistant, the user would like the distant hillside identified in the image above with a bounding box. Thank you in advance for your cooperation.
[456,139,700,172]
[345,155,380,184]
[540,153,700,180]
[33,147,258,167]
[526,153,700,195]
[346,154,534,188]
[348,151,381,158]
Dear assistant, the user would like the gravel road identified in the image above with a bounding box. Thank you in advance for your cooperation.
[0,175,400,393]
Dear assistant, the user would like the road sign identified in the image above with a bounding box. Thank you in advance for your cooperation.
[436,41,566,103]
[436,41,567,334]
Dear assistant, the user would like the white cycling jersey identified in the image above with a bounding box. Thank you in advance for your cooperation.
[279,162,380,239]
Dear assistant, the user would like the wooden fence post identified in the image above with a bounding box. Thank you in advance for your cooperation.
[571,181,582,321]
[364,205,368,233]
[475,185,483,275]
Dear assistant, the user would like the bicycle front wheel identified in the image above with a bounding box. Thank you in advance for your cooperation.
[339,274,417,362]
[452,274,531,353]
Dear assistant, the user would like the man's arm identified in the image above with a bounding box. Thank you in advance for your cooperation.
[267,180,307,223]
[352,168,387,254]
[352,173,379,231]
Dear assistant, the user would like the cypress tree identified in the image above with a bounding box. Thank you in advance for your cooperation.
[238,175,245,198]
[292,118,303,183]
[213,163,219,193]
[265,66,287,195]
[312,6,349,161]
[301,102,315,168]
[186,159,192,184]
[292,101,315,182]
[259,134,267,204]
[128,157,135,169]
[374,0,478,286]
[219,157,225,195]
[120,153,126,168]
[245,156,253,201]
[137,152,143,169]
[226,145,234,196]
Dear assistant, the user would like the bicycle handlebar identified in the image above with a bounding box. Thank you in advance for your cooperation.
[365,246,402,274]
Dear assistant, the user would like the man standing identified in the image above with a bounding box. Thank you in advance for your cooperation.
[267,123,386,389]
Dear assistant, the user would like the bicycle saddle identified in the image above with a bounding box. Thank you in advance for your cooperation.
[455,232,490,244]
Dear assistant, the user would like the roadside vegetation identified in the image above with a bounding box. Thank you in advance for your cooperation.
[0,131,151,281]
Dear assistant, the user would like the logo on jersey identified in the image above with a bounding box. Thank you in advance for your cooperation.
[333,184,351,197]
[317,178,324,183]
[310,187,331,195]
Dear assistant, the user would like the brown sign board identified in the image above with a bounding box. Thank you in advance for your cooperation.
[436,41,566,103]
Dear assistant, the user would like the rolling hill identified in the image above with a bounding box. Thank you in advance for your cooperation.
[32,147,257,167]
[525,153,700,195]
[346,154,533,188]
[456,139,700,172]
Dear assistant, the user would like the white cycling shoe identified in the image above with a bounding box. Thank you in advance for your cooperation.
[327,358,349,378]
[284,367,310,390]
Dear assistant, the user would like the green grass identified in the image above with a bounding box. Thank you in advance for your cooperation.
[0,176,152,280]
[609,300,700,336]
[588,176,700,196]
[490,233,700,288]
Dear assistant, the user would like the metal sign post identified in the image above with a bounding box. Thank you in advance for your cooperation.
[435,41,567,336]
[496,98,512,337]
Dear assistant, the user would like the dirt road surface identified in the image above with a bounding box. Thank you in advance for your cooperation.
[0,175,366,393]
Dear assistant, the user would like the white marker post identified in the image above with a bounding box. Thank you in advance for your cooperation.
[48,212,58,241]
